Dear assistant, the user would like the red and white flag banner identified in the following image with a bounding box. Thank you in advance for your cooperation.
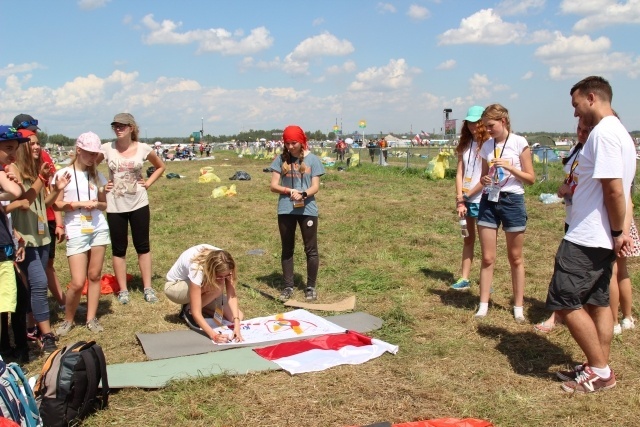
[254,330,398,375]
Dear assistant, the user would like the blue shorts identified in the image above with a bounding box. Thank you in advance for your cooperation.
[477,192,527,232]
[465,202,480,219]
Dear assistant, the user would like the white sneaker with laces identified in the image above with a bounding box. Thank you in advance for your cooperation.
[613,323,622,335]
[621,317,635,330]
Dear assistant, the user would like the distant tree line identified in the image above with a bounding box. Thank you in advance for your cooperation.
[36,128,640,147]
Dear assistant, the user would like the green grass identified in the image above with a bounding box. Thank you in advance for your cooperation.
[25,152,640,427]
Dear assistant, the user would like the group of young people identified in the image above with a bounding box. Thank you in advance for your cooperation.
[0,112,165,360]
[1,117,324,355]
[452,76,637,393]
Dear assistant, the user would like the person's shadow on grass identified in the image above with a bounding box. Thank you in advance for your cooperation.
[427,288,478,311]
[256,271,307,292]
[476,324,575,379]
[419,267,454,284]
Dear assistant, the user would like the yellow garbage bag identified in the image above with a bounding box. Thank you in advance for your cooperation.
[350,152,360,167]
[198,172,221,183]
[200,166,214,175]
[211,184,237,198]
[426,151,451,179]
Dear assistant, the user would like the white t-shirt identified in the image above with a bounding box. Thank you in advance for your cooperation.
[562,144,583,222]
[565,116,636,249]
[53,166,109,240]
[479,133,530,195]
[166,244,221,287]
[102,141,153,213]
[461,140,483,204]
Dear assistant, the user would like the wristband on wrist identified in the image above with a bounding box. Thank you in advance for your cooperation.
[611,229,623,237]
[38,174,47,182]
[56,225,65,230]
[282,187,289,195]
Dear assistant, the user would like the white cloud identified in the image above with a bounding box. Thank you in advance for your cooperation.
[326,61,357,75]
[0,63,44,78]
[407,4,430,20]
[348,59,420,91]
[122,14,132,25]
[560,0,640,32]
[535,32,640,79]
[436,59,456,70]
[497,0,545,16]
[376,3,396,13]
[522,71,534,79]
[438,9,527,45]
[283,32,355,75]
[78,0,110,10]
[313,17,325,26]
[140,14,273,56]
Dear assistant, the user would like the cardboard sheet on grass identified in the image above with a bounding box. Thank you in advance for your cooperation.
[136,309,382,360]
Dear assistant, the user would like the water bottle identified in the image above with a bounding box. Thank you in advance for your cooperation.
[459,219,469,237]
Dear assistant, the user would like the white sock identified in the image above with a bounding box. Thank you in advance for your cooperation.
[476,302,489,316]
[514,306,524,319]
[590,365,612,379]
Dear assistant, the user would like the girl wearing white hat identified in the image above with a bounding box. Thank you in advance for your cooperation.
[52,132,110,335]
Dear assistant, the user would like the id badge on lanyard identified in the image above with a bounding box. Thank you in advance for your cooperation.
[213,305,224,326]
[37,215,46,235]
[80,213,94,234]
[462,177,472,194]
[487,185,501,202]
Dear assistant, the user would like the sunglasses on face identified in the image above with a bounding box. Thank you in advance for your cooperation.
[16,119,38,129]
[112,124,130,131]
[0,128,21,139]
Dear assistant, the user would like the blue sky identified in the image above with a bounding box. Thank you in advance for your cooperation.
[1,0,639,140]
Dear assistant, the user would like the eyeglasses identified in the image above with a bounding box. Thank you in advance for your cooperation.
[215,272,233,281]
[0,127,21,139]
[16,119,38,129]
[112,124,130,131]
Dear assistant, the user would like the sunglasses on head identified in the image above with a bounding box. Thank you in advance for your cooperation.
[17,119,38,129]
[0,127,21,139]
[112,123,130,130]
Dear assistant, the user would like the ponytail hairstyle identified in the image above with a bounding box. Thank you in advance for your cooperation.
[281,125,308,175]
[190,248,238,292]
[481,104,511,134]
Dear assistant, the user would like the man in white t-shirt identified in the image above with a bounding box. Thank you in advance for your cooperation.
[547,76,636,393]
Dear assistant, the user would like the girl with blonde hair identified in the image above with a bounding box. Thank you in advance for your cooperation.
[475,104,535,321]
[164,245,244,343]
[52,132,110,336]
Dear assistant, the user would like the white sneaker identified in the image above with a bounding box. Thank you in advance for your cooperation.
[613,324,622,335]
[621,317,635,330]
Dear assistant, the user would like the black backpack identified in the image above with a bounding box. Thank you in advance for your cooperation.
[34,341,109,427]
[229,170,251,180]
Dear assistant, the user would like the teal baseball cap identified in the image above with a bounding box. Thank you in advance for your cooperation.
[464,106,485,122]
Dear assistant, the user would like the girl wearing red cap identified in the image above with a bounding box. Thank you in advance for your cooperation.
[269,125,325,301]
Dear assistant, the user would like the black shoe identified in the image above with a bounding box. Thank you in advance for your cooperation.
[40,333,58,355]
[278,287,294,302]
[305,287,317,301]
[182,307,203,332]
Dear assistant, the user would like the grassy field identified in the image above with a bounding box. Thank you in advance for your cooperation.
[26,152,640,426]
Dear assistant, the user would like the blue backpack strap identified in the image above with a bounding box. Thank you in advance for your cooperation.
[0,382,22,422]
[7,363,41,427]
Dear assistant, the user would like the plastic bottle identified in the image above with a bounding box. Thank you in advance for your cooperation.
[459,219,469,238]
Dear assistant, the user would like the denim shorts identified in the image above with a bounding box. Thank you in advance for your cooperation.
[66,229,111,257]
[477,192,527,232]
[465,202,480,219]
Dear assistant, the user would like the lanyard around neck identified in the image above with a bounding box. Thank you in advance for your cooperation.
[465,141,478,179]
[73,165,91,208]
